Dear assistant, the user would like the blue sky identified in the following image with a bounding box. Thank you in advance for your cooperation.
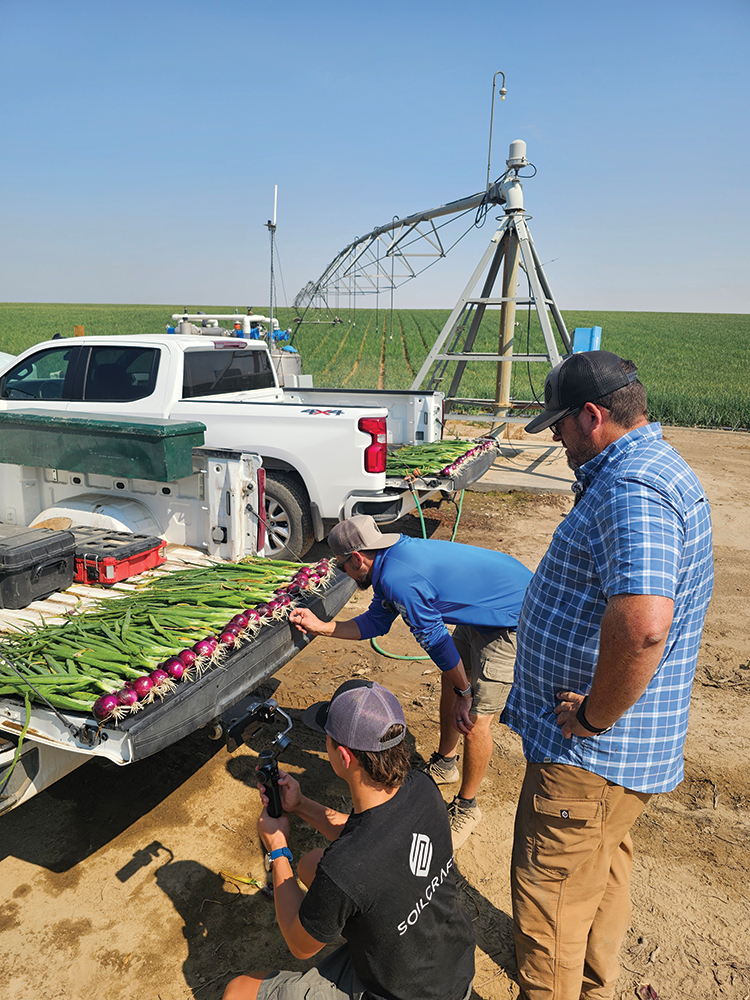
[1,0,748,313]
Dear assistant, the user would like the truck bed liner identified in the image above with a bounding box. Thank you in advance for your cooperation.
[0,570,355,765]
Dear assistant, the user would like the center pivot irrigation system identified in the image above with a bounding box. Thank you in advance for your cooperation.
[293,73,572,429]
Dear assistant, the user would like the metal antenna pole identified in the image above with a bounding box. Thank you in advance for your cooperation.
[486,71,508,190]
[266,185,278,333]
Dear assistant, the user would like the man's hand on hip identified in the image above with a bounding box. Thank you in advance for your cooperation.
[554,690,590,738]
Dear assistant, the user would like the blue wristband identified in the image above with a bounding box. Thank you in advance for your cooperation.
[268,847,293,864]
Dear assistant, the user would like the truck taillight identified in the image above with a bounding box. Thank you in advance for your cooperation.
[256,467,266,553]
[358,417,387,474]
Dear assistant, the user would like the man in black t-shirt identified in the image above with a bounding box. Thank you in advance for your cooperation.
[222,679,475,1000]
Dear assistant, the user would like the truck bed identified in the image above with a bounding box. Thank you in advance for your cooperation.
[385,440,498,493]
[344,438,498,523]
[0,559,355,813]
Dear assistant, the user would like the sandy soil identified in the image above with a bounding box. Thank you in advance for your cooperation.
[0,427,748,1000]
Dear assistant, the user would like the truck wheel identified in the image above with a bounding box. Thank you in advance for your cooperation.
[264,474,314,560]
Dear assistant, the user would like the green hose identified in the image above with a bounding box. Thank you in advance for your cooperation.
[410,486,427,539]
[450,489,465,542]
[370,637,429,660]
[369,489,466,660]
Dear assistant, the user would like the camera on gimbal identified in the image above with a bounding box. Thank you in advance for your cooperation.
[218,695,292,819]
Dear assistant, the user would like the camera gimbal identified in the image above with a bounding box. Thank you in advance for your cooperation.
[222,696,292,818]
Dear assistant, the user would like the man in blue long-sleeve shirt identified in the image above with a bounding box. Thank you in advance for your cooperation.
[290,514,532,848]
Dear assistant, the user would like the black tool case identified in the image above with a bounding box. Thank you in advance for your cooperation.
[0,524,76,609]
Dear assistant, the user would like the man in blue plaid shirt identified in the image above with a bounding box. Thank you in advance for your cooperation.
[502,351,713,1000]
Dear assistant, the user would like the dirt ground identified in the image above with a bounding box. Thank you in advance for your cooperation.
[0,426,748,1000]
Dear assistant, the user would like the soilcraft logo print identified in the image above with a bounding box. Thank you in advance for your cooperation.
[409,833,433,877]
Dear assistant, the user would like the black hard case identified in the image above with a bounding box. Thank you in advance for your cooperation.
[0,525,76,609]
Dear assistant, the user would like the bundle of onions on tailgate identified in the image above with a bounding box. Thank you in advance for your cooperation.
[385,439,496,479]
[0,557,333,723]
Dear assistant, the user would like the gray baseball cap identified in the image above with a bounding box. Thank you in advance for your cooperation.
[526,351,639,434]
[328,515,400,558]
[302,678,406,751]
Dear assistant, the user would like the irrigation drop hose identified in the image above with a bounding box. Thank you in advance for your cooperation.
[369,488,465,661]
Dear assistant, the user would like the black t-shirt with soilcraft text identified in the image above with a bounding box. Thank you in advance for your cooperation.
[298,770,474,1000]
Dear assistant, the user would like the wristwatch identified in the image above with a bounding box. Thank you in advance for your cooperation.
[267,846,293,864]
[453,683,473,698]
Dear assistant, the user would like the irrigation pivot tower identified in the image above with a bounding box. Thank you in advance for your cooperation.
[294,139,570,430]
[410,139,570,426]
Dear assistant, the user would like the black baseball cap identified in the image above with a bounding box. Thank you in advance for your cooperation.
[301,678,406,751]
[526,351,639,433]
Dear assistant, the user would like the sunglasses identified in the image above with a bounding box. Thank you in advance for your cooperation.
[336,554,354,571]
[551,407,581,437]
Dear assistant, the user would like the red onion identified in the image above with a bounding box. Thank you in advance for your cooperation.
[276,593,292,607]
[150,668,170,687]
[178,648,197,667]
[218,630,239,646]
[230,613,250,628]
[93,693,120,720]
[133,676,154,700]
[116,688,138,710]
[255,603,271,617]
[164,657,186,680]
[266,599,283,614]
[242,609,261,623]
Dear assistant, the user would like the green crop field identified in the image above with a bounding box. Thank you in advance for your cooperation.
[0,302,748,429]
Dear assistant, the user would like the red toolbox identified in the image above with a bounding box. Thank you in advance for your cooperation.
[72,529,167,586]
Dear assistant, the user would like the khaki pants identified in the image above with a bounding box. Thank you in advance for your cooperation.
[511,763,651,1000]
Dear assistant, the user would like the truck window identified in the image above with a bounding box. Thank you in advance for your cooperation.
[83,347,160,401]
[182,349,275,398]
[0,346,77,400]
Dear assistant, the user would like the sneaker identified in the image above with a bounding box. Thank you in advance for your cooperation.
[422,752,460,785]
[448,797,482,850]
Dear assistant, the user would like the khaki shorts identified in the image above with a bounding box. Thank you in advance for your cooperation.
[452,624,516,716]
[257,944,473,1000]
[257,946,365,1000]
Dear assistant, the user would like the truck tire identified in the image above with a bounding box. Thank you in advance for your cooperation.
[264,473,315,560]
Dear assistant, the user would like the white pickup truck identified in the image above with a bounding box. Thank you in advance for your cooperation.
[0,333,500,816]
[0,334,453,558]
